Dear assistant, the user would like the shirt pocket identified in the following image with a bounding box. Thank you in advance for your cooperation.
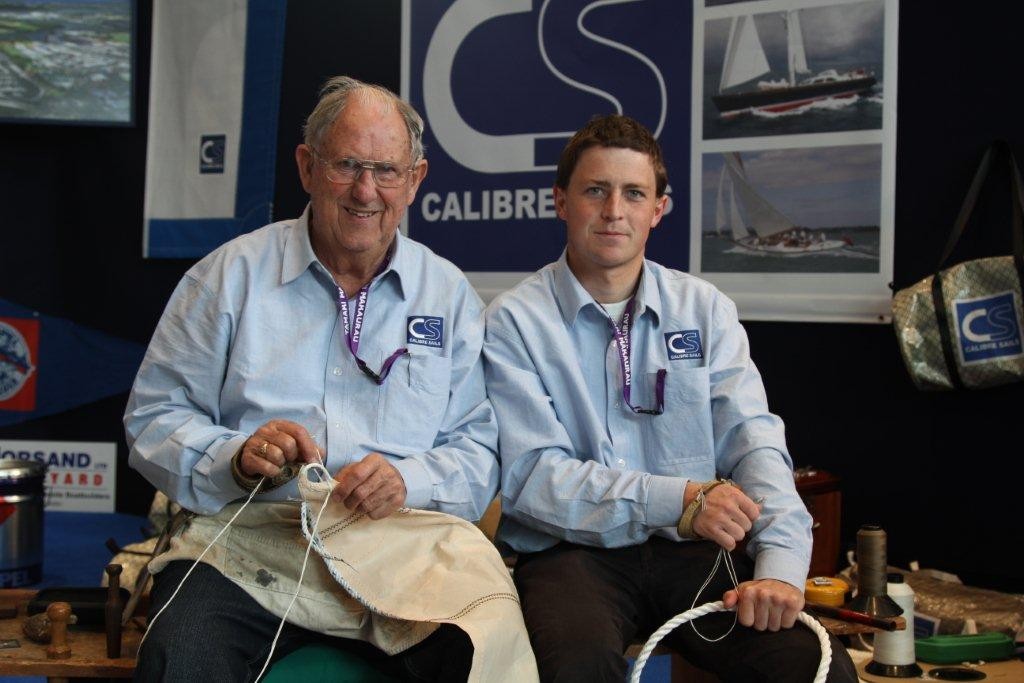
[640,366,715,468]
[377,352,452,451]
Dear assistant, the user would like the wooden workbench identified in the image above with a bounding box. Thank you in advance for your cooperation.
[0,589,141,681]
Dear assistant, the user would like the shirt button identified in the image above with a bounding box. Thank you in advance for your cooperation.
[614,401,622,408]
[616,458,626,466]
[334,422,341,428]
[332,367,343,376]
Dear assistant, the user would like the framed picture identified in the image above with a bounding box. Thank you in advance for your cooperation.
[0,0,136,126]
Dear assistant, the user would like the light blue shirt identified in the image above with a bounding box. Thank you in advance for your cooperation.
[125,207,499,520]
[483,254,812,588]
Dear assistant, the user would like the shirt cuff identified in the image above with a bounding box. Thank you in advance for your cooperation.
[392,457,432,510]
[645,474,688,528]
[752,546,810,591]
[196,433,250,503]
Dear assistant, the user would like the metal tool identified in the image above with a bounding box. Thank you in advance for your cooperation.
[120,509,192,626]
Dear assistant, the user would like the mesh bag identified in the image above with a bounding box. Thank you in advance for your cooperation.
[893,256,1024,389]
[892,142,1024,390]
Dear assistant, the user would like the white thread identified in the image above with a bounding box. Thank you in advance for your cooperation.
[141,449,332,674]
[253,479,334,680]
[629,601,833,683]
[872,577,916,666]
[688,490,739,642]
[688,547,739,642]
[139,478,265,650]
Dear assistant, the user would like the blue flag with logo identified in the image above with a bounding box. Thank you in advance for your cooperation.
[143,0,287,258]
[0,298,145,427]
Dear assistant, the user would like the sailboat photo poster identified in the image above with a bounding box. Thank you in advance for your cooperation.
[690,0,897,323]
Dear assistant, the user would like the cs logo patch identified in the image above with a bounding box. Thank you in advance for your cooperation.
[407,316,444,348]
[664,330,703,360]
[0,317,39,411]
[200,134,226,174]
[954,291,1023,364]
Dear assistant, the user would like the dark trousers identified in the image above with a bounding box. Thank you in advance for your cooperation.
[134,560,472,682]
[513,538,859,683]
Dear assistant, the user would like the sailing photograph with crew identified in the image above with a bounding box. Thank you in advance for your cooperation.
[699,144,881,273]
[701,0,884,140]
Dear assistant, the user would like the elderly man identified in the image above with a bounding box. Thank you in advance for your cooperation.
[125,77,500,681]
[483,115,858,682]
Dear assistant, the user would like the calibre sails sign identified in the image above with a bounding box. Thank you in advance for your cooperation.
[402,0,691,300]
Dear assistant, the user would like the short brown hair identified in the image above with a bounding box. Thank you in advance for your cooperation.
[555,115,667,196]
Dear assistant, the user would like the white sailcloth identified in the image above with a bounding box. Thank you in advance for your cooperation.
[785,10,810,86]
[722,153,795,238]
[715,164,747,241]
[719,15,770,92]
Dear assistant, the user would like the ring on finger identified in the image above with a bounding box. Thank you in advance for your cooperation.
[258,442,269,457]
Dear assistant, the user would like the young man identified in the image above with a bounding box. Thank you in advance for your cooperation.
[484,115,857,682]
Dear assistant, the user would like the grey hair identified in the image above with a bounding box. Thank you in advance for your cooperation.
[302,76,425,163]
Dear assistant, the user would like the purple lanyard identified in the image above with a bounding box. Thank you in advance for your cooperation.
[606,297,665,415]
[335,273,407,385]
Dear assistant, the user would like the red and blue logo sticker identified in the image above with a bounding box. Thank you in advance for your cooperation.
[0,317,38,412]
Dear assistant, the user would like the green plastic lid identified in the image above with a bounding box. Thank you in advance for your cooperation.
[915,632,1015,664]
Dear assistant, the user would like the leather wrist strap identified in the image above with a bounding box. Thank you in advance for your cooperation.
[677,479,732,539]
[230,442,304,494]
[230,446,266,492]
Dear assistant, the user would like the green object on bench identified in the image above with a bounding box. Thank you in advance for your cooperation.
[263,643,403,682]
[915,632,1015,664]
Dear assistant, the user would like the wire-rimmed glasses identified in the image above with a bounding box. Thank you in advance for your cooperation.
[312,148,414,188]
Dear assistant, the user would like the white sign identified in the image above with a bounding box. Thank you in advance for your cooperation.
[0,440,117,512]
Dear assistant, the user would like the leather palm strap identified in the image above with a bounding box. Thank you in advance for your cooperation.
[230,447,300,493]
[677,479,734,539]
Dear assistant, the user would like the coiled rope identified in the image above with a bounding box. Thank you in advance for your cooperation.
[628,601,832,683]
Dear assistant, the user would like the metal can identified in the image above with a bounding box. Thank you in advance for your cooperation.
[0,459,45,587]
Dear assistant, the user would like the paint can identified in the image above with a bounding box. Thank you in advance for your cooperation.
[0,460,45,587]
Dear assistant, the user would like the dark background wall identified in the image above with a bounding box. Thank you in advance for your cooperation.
[2,2,1021,592]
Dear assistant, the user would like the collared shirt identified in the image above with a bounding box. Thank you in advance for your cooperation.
[125,206,499,520]
[483,254,812,589]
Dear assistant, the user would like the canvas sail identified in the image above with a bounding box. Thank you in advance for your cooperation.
[722,153,794,238]
[785,10,810,86]
[716,164,747,241]
[719,15,770,92]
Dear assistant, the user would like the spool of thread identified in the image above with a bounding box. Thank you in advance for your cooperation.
[848,525,902,618]
[865,573,923,678]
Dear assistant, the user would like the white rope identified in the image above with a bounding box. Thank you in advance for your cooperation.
[628,601,833,683]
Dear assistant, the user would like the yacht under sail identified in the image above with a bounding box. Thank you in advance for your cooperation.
[711,10,876,118]
[716,153,849,254]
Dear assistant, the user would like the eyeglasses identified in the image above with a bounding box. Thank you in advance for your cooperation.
[312,148,414,188]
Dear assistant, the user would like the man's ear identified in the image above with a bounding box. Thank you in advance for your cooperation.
[296,144,315,193]
[554,185,567,221]
[650,193,669,229]
[405,158,428,206]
